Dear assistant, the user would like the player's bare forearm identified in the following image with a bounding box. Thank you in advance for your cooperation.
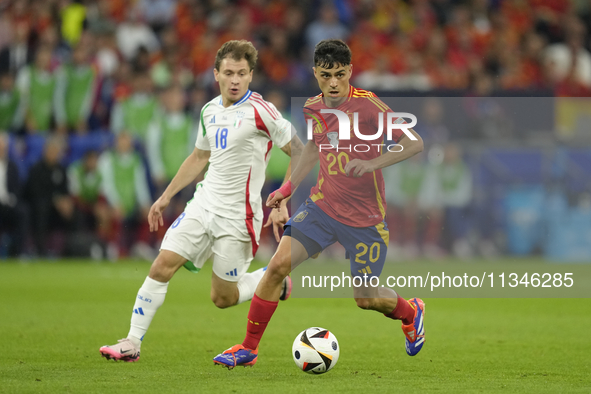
[160,148,210,202]
[279,161,291,209]
[289,139,318,189]
[278,135,304,204]
[369,130,424,171]
[266,138,315,209]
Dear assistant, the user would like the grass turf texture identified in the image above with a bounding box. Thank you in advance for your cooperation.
[1,260,590,394]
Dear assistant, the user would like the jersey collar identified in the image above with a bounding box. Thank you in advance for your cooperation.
[235,89,252,105]
[218,90,252,107]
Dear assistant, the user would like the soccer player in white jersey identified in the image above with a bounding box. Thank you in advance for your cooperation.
[99,40,301,362]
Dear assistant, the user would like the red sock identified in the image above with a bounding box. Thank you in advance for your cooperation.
[384,295,415,325]
[242,294,278,350]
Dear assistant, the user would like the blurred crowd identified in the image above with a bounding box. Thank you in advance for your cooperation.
[383,142,481,261]
[2,0,591,133]
[1,0,591,259]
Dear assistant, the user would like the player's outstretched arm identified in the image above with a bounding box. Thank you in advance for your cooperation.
[266,138,317,209]
[344,129,424,177]
[148,147,211,231]
[274,133,305,201]
[290,138,317,188]
[371,128,424,170]
[265,135,305,241]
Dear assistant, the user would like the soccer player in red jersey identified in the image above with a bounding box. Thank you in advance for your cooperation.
[214,39,425,368]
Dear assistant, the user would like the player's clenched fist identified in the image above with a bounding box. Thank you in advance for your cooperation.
[344,159,374,177]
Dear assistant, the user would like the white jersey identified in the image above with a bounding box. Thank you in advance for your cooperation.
[194,90,292,224]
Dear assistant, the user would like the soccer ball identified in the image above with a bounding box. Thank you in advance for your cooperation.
[292,327,339,374]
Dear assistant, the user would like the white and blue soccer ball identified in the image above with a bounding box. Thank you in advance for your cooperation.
[292,327,339,374]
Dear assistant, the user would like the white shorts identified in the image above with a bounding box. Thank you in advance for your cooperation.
[160,201,262,282]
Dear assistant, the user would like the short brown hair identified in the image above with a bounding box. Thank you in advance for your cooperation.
[214,40,258,71]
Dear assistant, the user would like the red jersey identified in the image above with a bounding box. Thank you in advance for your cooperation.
[304,86,404,227]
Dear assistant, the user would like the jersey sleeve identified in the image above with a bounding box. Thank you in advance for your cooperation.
[302,97,324,140]
[195,104,211,151]
[253,101,292,149]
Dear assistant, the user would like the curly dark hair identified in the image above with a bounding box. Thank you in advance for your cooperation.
[313,39,352,69]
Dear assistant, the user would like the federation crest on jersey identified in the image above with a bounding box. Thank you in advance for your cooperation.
[327,132,339,149]
[294,210,309,222]
[234,111,245,129]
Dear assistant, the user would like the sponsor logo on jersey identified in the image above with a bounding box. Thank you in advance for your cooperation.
[294,210,309,222]
[210,115,216,124]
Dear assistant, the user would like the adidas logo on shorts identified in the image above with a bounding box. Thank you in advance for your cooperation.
[225,268,238,277]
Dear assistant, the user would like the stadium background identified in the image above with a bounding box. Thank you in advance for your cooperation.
[2,0,591,261]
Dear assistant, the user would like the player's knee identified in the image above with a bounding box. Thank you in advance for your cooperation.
[267,253,291,283]
[149,259,171,283]
[149,251,186,282]
[211,293,236,309]
[354,297,375,310]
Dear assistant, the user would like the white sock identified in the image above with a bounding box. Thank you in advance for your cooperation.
[128,276,168,345]
[236,267,266,304]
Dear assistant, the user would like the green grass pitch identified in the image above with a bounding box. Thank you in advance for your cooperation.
[1,260,590,393]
